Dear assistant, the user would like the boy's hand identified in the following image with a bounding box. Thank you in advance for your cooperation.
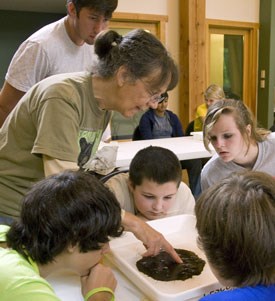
[81,263,116,300]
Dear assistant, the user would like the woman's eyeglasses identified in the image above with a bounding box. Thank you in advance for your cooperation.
[139,79,169,104]
[158,92,168,104]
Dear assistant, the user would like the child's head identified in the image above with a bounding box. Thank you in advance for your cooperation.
[128,146,182,220]
[154,92,169,115]
[195,170,275,287]
[203,99,268,154]
[7,170,123,266]
[204,84,225,108]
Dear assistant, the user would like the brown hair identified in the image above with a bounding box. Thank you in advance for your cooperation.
[68,0,118,19]
[195,170,275,286]
[203,99,270,152]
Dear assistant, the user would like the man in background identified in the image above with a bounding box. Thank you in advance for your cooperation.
[0,0,118,126]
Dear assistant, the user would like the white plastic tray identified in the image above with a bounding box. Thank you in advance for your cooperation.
[106,214,222,301]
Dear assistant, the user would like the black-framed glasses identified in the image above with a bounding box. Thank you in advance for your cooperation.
[139,79,169,104]
[158,92,168,103]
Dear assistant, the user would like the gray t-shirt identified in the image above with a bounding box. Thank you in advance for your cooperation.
[201,138,275,191]
[152,112,172,138]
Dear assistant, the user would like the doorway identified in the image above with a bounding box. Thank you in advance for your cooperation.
[206,20,258,116]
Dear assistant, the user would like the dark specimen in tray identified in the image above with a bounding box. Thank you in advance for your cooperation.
[136,248,205,281]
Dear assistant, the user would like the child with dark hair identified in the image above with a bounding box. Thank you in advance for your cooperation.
[136,92,202,198]
[195,170,275,300]
[0,170,123,301]
[105,146,195,221]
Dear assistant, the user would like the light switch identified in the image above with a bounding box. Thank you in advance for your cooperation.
[260,79,265,88]
[260,70,266,78]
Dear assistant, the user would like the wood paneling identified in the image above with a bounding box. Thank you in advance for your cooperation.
[179,0,206,128]
[110,12,168,44]
[206,19,258,116]
[179,4,258,126]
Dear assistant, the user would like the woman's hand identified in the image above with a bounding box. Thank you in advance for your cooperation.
[122,211,182,263]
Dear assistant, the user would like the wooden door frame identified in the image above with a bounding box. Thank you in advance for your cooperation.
[179,1,259,127]
[179,0,206,129]
[206,19,259,116]
[110,12,168,44]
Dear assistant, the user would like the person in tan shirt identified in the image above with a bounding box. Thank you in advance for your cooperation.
[0,28,181,263]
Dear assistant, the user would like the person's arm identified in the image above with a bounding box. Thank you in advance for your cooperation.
[43,158,182,264]
[81,263,116,301]
[1,39,53,127]
[170,111,184,137]
[138,112,154,139]
[122,211,182,263]
[43,155,78,177]
[0,81,25,127]
[105,175,182,263]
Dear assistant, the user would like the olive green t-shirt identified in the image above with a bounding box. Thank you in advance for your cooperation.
[0,72,111,218]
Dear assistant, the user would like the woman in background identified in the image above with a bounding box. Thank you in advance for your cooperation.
[201,99,275,191]
[194,84,225,132]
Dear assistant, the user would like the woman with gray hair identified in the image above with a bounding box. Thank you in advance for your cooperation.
[0,28,181,262]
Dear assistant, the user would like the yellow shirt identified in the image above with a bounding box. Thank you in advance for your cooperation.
[194,103,207,131]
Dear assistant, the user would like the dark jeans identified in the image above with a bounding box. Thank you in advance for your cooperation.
[180,159,202,199]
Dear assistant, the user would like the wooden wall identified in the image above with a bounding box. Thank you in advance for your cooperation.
[179,0,206,129]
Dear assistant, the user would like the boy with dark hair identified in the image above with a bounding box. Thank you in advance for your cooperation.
[105,146,195,221]
[137,93,203,198]
[0,170,122,301]
[195,170,275,300]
